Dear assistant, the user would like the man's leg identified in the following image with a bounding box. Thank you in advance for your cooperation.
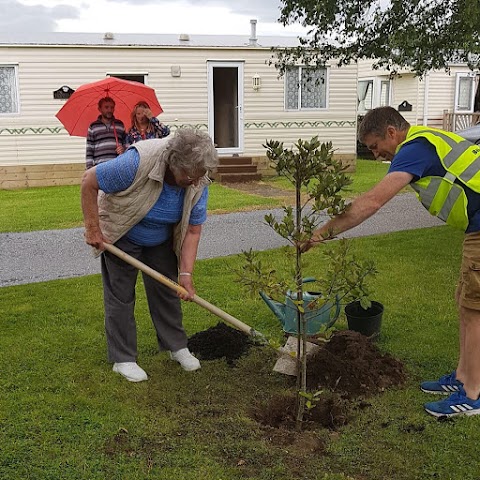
[456,231,480,399]
[424,232,480,416]
[455,287,467,383]
[458,306,480,400]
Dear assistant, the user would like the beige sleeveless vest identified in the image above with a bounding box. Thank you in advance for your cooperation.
[96,138,210,258]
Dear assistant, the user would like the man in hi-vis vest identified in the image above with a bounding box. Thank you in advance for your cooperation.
[303,106,480,418]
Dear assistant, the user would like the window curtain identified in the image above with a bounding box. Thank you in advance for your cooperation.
[0,67,18,114]
[285,68,299,109]
[380,80,390,106]
[301,68,326,108]
[457,76,473,111]
[357,80,370,111]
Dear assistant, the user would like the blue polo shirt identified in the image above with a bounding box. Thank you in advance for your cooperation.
[389,138,480,233]
[96,148,208,246]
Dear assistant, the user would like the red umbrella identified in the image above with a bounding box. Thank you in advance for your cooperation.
[55,77,163,138]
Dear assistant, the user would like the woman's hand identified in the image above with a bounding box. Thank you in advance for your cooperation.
[178,224,202,300]
[84,225,108,250]
[178,274,195,301]
[144,108,153,119]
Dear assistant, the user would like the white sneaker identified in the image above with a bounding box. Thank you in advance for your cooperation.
[170,348,201,371]
[112,362,148,382]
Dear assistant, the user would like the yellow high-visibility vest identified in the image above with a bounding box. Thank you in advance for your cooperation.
[396,126,480,230]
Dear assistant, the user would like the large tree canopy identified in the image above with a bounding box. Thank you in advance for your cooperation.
[276,0,480,77]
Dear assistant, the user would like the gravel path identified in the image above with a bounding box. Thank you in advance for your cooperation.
[0,193,443,287]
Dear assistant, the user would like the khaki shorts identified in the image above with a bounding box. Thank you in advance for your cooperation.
[456,231,480,310]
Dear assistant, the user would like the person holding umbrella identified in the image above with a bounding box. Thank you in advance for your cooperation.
[81,128,218,382]
[56,77,164,167]
[85,97,126,169]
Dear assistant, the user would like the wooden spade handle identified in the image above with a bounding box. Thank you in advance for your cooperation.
[103,243,262,339]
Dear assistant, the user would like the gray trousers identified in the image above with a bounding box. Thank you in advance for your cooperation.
[101,236,187,363]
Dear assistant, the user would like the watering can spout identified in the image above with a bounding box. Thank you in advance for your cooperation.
[259,291,286,323]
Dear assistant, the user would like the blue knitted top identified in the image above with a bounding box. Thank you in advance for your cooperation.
[96,148,208,246]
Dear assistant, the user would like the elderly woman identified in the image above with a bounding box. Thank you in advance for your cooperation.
[125,101,170,146]
[81,128,218,382]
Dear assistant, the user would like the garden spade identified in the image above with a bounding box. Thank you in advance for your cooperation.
[103,243,309,375]
[103,243,266,341]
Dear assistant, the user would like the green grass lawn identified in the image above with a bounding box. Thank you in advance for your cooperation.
[265,158,391,197]
[1,225,477,480]
[0,159,390,234]
[0,183,281,233]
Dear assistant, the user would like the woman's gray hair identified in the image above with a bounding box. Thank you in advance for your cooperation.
[167,128,218,175]
[359,106,410,142]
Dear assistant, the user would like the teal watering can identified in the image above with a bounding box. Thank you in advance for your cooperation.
[259,277,340,335]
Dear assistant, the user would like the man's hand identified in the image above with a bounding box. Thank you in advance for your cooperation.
[115,145,125,155]
[299,236,324,253]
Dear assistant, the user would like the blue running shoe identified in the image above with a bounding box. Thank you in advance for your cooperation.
[424,387,480,417]
[420,371,463,395]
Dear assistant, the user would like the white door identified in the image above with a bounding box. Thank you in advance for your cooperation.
[207,61,244,155]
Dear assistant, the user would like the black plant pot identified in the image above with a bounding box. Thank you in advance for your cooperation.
[345,301,384,340]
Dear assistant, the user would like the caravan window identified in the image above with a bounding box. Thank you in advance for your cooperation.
[285,67,328,110]
[107,73,147,84]
[358,78,390,113]
[0,66,19,114]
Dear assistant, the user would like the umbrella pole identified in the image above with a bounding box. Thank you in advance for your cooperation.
[112,122,119,148]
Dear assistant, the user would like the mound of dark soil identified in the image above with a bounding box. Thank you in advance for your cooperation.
[307,330,406,398]
[252,330,406,431]
[187,322,253,365]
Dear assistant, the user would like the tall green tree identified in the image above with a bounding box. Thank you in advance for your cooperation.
[275,0,480,77]
[236,137,376,430]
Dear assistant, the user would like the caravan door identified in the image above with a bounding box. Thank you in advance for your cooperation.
[207,61,244,154]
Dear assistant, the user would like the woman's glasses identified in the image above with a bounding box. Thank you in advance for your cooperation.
[184,170,206,184]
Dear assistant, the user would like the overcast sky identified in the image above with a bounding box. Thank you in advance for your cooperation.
[3,0,307,36]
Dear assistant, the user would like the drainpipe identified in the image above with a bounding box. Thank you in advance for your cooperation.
[249,19,257,46]
[422,72,430,126]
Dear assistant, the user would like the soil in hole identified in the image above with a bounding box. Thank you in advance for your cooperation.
[187,322,253,365]
[252,330,407,430]
[188,325,406,431]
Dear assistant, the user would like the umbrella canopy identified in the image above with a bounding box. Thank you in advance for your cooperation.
[55,77,163,137]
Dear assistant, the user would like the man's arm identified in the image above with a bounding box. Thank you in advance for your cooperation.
[178,224,202,300]
[85,128,95,170]
[306,171,413,249]
[114,120,126,155]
